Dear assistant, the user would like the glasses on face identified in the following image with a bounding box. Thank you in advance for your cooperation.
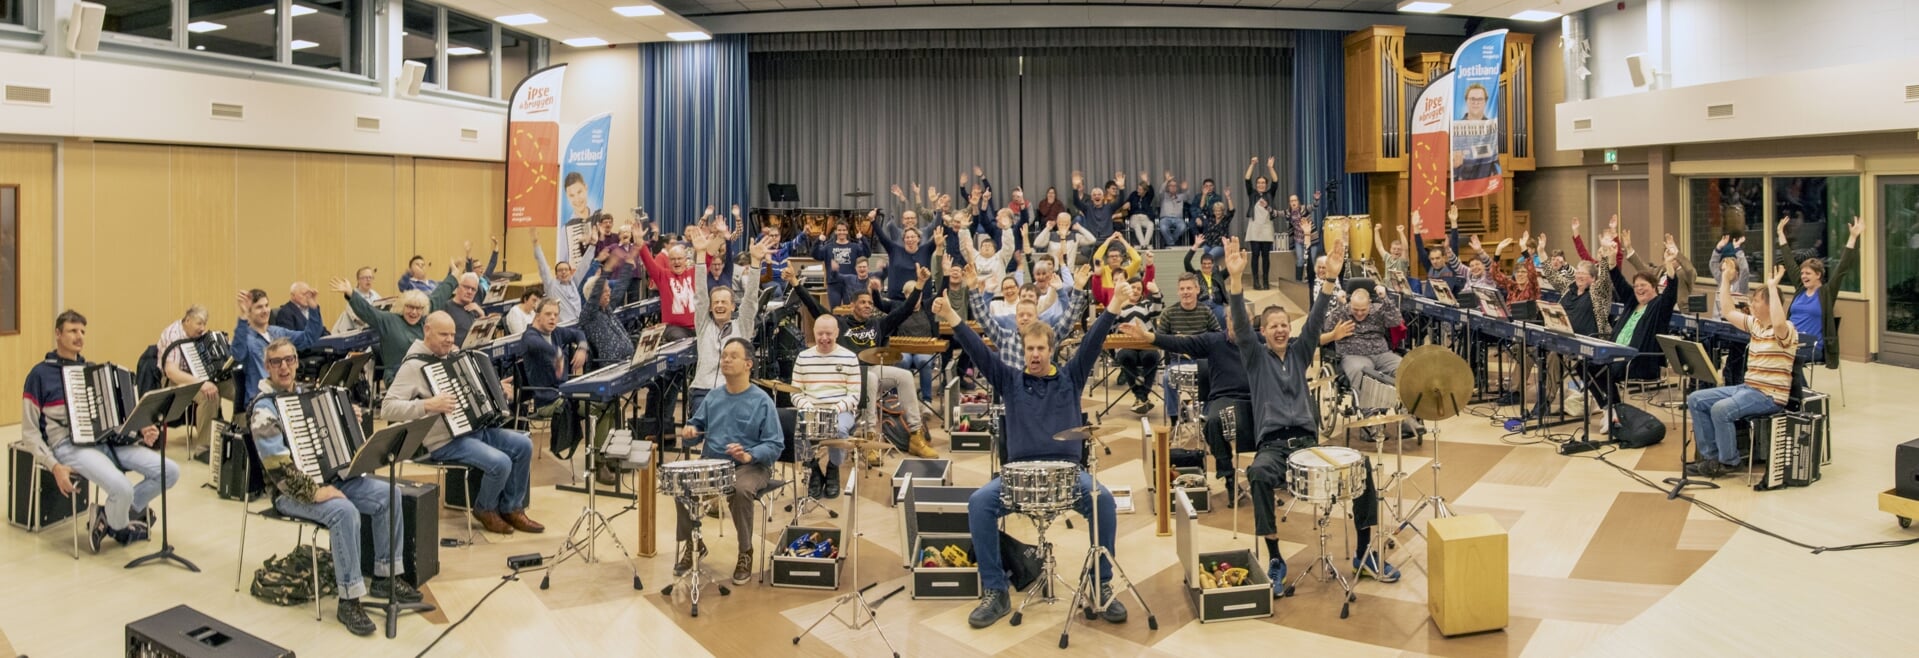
[404,304,427,312]
[266,356,299,368]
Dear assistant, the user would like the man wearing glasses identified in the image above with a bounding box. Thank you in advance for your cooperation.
[331,267,382,333]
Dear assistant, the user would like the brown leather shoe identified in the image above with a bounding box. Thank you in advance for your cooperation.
[473,510,514,535]
[504,511,545,533]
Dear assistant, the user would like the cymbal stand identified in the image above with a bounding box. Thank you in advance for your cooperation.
[659,491,730,616]
[1391,413,1454,544]
[1056,435,1159,649]
[792,437,902,658]
[541,410,643,592]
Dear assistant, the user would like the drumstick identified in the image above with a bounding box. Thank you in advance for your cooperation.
[1305,446,1339,465]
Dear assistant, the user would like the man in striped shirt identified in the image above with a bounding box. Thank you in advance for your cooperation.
[792,315,861,499]
[1685,264,1797,479]
[1155,274,1223,421]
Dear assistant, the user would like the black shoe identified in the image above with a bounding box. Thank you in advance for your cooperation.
[1684,461,1730,479]
[369,577,423,604]
[116,524,150,545]
[823,463,842,499]
[87,507,108,554]
[1131,399,1153,415]
[806,465,827,500]
[968,588,1012,628]
[337,600,376,636]
[1095,584,1129,623]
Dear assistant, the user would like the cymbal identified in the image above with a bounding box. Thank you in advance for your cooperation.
[815,437,884,450]
[753,378,800,395]
[842,190,875,198]
[1051,424,1124,442]
[1346,413,1412,430]
[859,346,904,366]
[1396,345,1473,421]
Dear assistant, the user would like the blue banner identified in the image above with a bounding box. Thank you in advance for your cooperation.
[1450,29,1507,200]
[559,112,612,267]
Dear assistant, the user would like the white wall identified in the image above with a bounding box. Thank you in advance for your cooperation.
[1584,0,1648,98]
[547,45,641,224]
[1585,0,1919,98]
[0,50,505,160]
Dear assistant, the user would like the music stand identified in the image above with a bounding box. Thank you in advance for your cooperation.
[350,416,439,638]
[119,383,205,572]
[316,352,374,389]
[768,183,799,205]
[1656,335,1722,498]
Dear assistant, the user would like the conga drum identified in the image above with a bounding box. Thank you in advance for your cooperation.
[1350,214,1374,262]
[1322,215,1351,257]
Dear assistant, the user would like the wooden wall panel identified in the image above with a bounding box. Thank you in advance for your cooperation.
[0,143,56,425]
[235,150,299,307]
[60,141,97,317]
[343,155,399,293]
[88,143,175,367]
[169,147,238,323]
[393,156,417,270]
[413,158,506,279]
[296,153,348,322]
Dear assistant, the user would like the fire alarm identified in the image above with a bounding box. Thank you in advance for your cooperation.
[1617,2,1626,8]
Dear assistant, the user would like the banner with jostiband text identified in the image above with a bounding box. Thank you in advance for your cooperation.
[504,64,568,234]
[559,112,612,268]
[1410,72,1453,238]
[1449,29,1507,201]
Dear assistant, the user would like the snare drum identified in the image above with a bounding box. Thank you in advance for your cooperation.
[1284,447,1367,503]
[659,459,737,499]
[1169,364,1200,398]
[999,461,1080,513]
[797,405,838,443]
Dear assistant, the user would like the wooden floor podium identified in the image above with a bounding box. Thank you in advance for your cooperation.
[1428,513,1509,636]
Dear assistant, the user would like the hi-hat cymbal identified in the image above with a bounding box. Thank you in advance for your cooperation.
[753,378,800,394]
[859,346,904,366]
[842,190,875,198]
[1051,424,1123,442]
[1396,345,1472,421]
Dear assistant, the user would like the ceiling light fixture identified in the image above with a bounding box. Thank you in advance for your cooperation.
[1397,1,1452,13]
[263,5,318,17]
[563,37,609,47]
[447,46,483,56]
[186,21,226,33]
[291,39,318,50]
[612,5,664,17]
[1510,9,1562,21]
[667,31,710,41]
[496,13,547,26]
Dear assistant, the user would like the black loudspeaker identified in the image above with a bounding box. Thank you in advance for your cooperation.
[359,477,439,587]
[439,466,484,512]
[1896,438,1919,501]
[125,604,294,657]
[10,443,90,530]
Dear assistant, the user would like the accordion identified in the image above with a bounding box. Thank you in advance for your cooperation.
[63,363,139,447]
[262,387,366,485]
[421,350,512,438]
[175,332,236,383]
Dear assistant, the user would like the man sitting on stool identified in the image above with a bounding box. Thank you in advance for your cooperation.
[674,337,784,585]
[250,338,420,636]
[936,280,1131,629]
[382,312,542,535]
[1685,264,1798,478]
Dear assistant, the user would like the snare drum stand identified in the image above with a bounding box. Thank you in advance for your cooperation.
[1284,495,1360,618]
[1055,436,1159,649]
[542,412,643,592]
[659,492,729,616]
[793,434,902,658]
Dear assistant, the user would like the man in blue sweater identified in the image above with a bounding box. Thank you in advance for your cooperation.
[1071,170,1129,241]
[674,337,785,585]
[936,277,1132,630]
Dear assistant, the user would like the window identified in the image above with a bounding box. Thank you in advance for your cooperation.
[500,29,538,92]
[2,0,23,27]
[1773,176,1861,294]
[1688,178,1766,290]
[401,0,439,86]
[291,0,362,74]
[187,0,277,63]
[99,0,172,41]
[444,10,492,97]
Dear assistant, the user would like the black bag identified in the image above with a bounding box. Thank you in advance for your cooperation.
[1169,448,1207,470]
[135,345,164,395]
[997,533,1044,592]
[1611,403,1667,449]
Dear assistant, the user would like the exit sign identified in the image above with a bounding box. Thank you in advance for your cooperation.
[1603,149,1619,164]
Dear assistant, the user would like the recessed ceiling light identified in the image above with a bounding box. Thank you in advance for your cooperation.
[496,13,547,26]
[194,45,206,51]
[447,46,484,56]
[1510,9,1561,21]
[186,21,226,33]
[563,37,610,47]
[667,31,710,41]
[291,39,319,50]
[263,5,318,17]
[1397,1,1452,12]
[612,5,664,16]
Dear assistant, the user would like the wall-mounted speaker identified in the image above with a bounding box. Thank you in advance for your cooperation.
[398,61,427,98]
[1625,53,1649,88]
[66,2,105,56]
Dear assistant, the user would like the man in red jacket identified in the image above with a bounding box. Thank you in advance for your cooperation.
[637,238,698,340]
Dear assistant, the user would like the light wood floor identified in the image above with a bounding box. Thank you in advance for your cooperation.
[4,291,1916,657]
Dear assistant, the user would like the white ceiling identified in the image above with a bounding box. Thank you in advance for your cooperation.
[658,0,1407,17]
[1406,0,1613,21]
[428,0,712,45]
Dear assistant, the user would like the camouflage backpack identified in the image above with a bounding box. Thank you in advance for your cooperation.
[249,546,338,606]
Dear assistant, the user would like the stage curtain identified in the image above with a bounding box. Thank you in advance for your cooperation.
[1289,29,1369,217]
[641,34,751,233]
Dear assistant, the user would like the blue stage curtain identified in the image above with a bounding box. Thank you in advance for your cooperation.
[641,35,750,234]
[1290,30,1368,217]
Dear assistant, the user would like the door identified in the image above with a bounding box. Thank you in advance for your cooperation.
[1879,176,1919,367]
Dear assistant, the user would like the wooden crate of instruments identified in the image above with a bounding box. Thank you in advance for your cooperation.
[910,533,982,600]
[771,526,844,590]
[1173,489,1271,622]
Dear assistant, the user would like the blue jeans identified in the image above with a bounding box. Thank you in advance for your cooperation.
[274,476,401,599]
[898,353,936,402]
[1686,384,1779,466]
[52,441,179,530]
[427,428,533,513]
[1156,216,1187,248]
[969,469,1116,592]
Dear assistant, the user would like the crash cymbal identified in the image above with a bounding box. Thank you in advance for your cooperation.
[1051,424,1124,442]
[859,346,904,366]
[1396,345,1473,421]
[753,378,801,394]
[1346,413,1412,430]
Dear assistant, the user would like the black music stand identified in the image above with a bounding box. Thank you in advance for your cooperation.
[122,382,206,572]
[1656,335,1722,498]
[768,183,799,204]
[361,416,440,638]
[316,352,373,388]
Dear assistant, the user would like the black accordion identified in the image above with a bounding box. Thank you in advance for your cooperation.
[421,350,511,437]
[173,331,237,383]
[62,363,139,446]
[262,387,366,485]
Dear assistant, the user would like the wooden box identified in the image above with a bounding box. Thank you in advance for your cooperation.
[1174,490,1271,622]
[771,526,844,590]
[1428,513,1508,636]
[910,533,982,600]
